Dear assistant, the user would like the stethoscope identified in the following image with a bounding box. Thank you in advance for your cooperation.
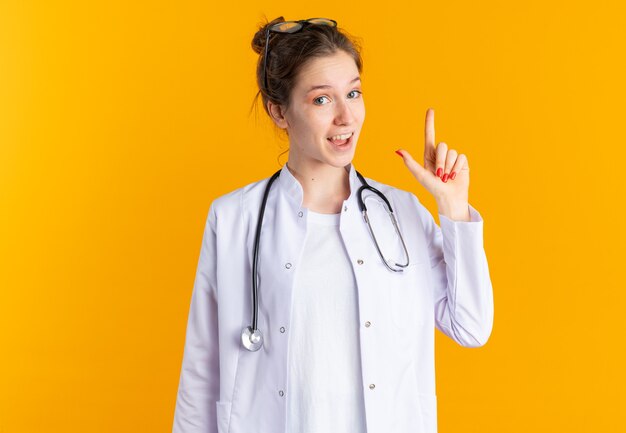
[241,168,410,352]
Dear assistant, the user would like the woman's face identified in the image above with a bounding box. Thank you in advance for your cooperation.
[270,50,365,170]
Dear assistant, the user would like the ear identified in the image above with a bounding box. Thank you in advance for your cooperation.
[267,100,289,129]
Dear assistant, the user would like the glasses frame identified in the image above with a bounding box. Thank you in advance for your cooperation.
[262,18,338,92]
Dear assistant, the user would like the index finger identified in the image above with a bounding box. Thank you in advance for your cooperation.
[425,107,435,151]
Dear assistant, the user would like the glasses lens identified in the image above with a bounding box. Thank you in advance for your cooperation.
[270,21,303,33]
[306,18,336,27]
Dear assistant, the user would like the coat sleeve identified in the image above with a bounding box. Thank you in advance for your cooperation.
[420,200,494,347]
[173,204,220,433]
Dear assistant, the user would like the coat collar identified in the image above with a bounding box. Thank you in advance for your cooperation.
[277,162,362,209]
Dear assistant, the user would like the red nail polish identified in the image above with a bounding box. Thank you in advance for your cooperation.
[450,171,456,180]
[395,150,403,157]
[442,173,448,182]
[436,168,442,178]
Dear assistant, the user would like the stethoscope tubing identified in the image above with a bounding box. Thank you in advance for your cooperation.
[242,168,409,352]
[246,169,281,350]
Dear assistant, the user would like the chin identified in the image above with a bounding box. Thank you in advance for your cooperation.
[330,153,355,168]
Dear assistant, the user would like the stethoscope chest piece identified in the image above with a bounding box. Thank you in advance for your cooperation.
[241,326,263,352]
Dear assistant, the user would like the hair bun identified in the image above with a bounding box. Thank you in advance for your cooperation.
[251,16,286,54]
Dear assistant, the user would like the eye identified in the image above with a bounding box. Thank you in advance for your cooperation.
[313,96,330,105]
[348,90,362,99]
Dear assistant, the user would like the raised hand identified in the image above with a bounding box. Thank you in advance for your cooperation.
[395,108,471,221]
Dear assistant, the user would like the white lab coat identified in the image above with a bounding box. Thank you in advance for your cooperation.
[173,162,494,433]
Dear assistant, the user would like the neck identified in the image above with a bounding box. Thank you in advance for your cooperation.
[286,159,351,214]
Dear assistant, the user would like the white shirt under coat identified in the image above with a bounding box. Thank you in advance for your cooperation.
[286,209,367,433]
[172,162,494,433]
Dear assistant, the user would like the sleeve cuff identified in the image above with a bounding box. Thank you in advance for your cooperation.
[439,203,483,225]
[437,203,485,267]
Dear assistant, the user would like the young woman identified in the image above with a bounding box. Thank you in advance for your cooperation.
[173,17,494,433]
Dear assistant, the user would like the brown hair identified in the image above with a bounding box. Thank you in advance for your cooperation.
[250,16,364,122]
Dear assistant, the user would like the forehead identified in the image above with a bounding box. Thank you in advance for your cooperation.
[294,51,360,91]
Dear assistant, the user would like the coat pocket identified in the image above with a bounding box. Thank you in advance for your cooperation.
[215,400,232,433]
[387,261,430,330]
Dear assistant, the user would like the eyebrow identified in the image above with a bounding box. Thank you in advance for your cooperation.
[306,76,361,94]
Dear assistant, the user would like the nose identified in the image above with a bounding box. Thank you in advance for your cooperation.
[334,99,356,125]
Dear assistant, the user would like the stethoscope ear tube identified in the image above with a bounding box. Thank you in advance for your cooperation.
[356,172,409,272]
[355,172,392,213]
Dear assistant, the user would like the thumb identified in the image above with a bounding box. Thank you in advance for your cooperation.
[395,148,430,185]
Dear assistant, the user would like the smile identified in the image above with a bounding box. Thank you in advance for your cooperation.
[328,132,353,141]
[327,132,354,150]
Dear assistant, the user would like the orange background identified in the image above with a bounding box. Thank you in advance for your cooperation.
[1,1,625,432]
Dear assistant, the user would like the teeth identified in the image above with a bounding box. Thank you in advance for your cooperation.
[329,132,352,141]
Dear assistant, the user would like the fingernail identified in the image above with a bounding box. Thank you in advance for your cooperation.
[442,173,448,182]
[395,150,403,157]
[450,171,456,180]
[436,168,442,178]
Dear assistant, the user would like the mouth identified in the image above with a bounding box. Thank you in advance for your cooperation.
[327,132,354,151]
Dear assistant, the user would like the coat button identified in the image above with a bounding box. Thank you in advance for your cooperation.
[298,211,303,217]
[280,326,286,333]
[357,259,364,265]
[285,263,292,269]
[365,321,371,327]
[278,390,285,397]
[369,384,376,390]
[344,205,348,212]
